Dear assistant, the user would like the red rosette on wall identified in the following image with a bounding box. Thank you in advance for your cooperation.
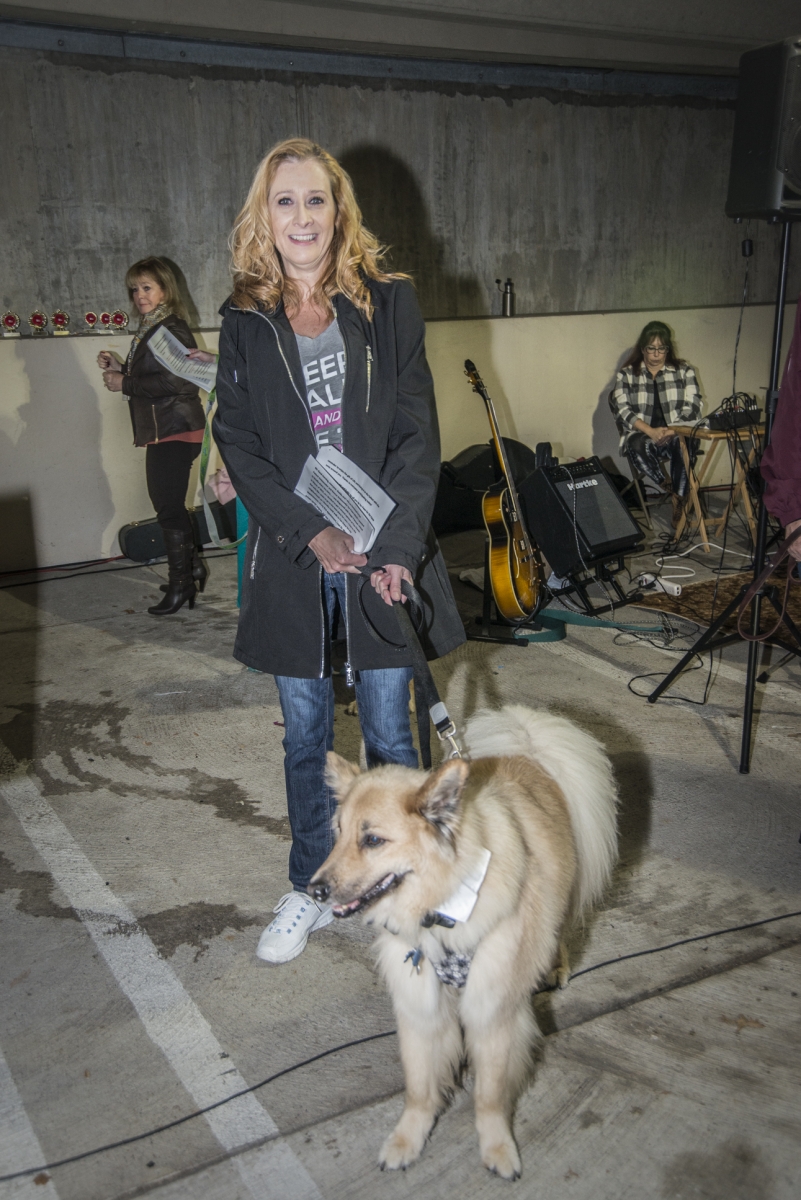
[111,310,129,331]
[52,309,70,334]
[2,311,20,334]
[84,311,98,330]
[99,312,112,329]
[29,309,48,333]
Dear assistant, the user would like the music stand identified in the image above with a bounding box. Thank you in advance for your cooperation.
[646,219,801,773]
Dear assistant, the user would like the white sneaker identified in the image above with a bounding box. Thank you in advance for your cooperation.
[255,892,333,964]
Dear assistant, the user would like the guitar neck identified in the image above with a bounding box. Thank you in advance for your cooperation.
[481,390,522,517]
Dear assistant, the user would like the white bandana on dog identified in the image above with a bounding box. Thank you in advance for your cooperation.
[405,849,492,987]
[434,848,492,925]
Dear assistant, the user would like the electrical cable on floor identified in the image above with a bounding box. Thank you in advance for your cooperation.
[0,549,239,589]
[3,907,800,1184]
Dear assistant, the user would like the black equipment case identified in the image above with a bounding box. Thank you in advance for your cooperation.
[118,499,238,561]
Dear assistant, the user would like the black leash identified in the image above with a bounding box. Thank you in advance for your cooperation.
[356,575,462,768]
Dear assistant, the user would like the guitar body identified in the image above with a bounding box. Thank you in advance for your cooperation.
[464,358,543,622]
[482,483,541,620]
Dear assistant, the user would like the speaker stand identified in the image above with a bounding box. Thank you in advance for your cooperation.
[467,539,531,646]
[646,218,801,773]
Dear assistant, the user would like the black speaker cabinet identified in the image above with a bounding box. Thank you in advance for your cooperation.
[519,457,643,580]
[726,36,801,220]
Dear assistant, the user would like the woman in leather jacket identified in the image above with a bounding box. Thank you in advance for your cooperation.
[98,257,206,614]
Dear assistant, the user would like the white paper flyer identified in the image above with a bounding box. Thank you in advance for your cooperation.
[147,325,217,393]
[294,446,396,554]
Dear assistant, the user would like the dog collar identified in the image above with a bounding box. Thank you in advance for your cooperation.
[424,847,491,928]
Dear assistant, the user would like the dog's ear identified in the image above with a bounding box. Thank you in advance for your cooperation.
[416,759,469,842]
[325,751,361,798]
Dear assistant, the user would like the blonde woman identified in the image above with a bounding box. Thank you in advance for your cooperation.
[213,138,464,963]
[98,256,206,614]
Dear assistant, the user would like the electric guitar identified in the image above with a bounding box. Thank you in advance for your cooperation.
[464,359,542,620]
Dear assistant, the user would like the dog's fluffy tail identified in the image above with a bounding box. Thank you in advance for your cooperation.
[463,705,618,915]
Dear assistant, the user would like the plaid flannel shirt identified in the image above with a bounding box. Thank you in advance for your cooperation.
[611,363,702,453]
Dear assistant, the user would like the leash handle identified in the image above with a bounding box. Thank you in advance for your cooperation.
[354,572,462,768]
[736,525,801,643]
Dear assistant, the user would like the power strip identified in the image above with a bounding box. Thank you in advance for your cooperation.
[638,572,682,597]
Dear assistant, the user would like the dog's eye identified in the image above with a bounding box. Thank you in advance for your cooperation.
[362,833,385,849]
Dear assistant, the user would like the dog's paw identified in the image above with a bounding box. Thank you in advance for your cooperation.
[378,1129,425,1171]
[481,1138,522,1181]
[546,941,571,989]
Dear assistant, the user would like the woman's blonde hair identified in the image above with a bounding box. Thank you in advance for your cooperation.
[125,257,185,319]
[229,138,406,319]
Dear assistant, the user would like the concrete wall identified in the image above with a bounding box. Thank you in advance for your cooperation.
[1,303,793,569]
[1,43,798,331]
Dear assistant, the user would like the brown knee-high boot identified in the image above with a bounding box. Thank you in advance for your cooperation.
[148,528,196,616]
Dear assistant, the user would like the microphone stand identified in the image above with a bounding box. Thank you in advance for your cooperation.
[646,218,801,773]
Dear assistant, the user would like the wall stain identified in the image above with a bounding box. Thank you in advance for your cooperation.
[138,902,262,962]
[0,700,290,838]
[0,850,76,921]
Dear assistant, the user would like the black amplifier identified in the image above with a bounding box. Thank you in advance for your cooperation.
[519,456,643,579]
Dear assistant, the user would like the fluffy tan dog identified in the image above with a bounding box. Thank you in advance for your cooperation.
[310,705,618,1179]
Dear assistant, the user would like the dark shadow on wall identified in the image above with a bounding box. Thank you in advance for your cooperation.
[162,258,202,330]
[0,489,38,763]
[340,145,484,320]
[11,340,116,567]
[592,344,635,477]
[0,490,36,574]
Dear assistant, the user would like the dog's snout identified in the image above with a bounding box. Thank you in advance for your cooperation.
[311,880,331,904]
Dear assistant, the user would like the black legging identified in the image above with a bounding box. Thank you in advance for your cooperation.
[145,441,201,535]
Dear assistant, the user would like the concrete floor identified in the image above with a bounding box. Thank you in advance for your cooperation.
[1,516,800,1200]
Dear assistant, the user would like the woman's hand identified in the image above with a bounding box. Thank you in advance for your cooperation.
[634,419,672,445]
[785,518,801,562]
[103,370,124,393]
[97,351,122,371]
[186,349,217,364]
[308,527,368,574]
[371,565,414,606]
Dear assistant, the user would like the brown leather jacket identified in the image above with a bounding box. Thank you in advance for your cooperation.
[121,314,205,446]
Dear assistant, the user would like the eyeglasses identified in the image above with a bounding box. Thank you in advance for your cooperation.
[644,344,667,354]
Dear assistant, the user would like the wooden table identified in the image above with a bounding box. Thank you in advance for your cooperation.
[670,424,764,551]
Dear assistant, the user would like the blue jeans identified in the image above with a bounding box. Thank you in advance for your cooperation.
[275,572,417,891]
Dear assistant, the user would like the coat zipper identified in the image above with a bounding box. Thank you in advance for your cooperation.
[250,310,343,679]
[250,527,261,579]
[365,345,373,413]
[151,405,159,442]
[318,565,327,679]
[256,312,315,438]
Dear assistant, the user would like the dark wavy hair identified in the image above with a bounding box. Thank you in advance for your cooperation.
[621,320,683,371]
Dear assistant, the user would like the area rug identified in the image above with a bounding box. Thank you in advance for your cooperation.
[634,569,801,633]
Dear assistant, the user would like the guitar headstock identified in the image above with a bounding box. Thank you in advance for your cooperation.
[464,359,484,393]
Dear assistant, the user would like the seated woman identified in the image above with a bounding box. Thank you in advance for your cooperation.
[611,321,702,515]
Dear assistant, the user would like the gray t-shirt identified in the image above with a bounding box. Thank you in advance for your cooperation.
[295,319,346,452]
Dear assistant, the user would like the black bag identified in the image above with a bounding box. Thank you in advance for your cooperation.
[432,438,540,536]
[118,499,238,561]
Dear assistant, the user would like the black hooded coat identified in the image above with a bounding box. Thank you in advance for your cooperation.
[213,278,465,678]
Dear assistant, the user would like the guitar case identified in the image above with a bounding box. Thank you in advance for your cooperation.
[432,438,543,536]
[118,499,238,561]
